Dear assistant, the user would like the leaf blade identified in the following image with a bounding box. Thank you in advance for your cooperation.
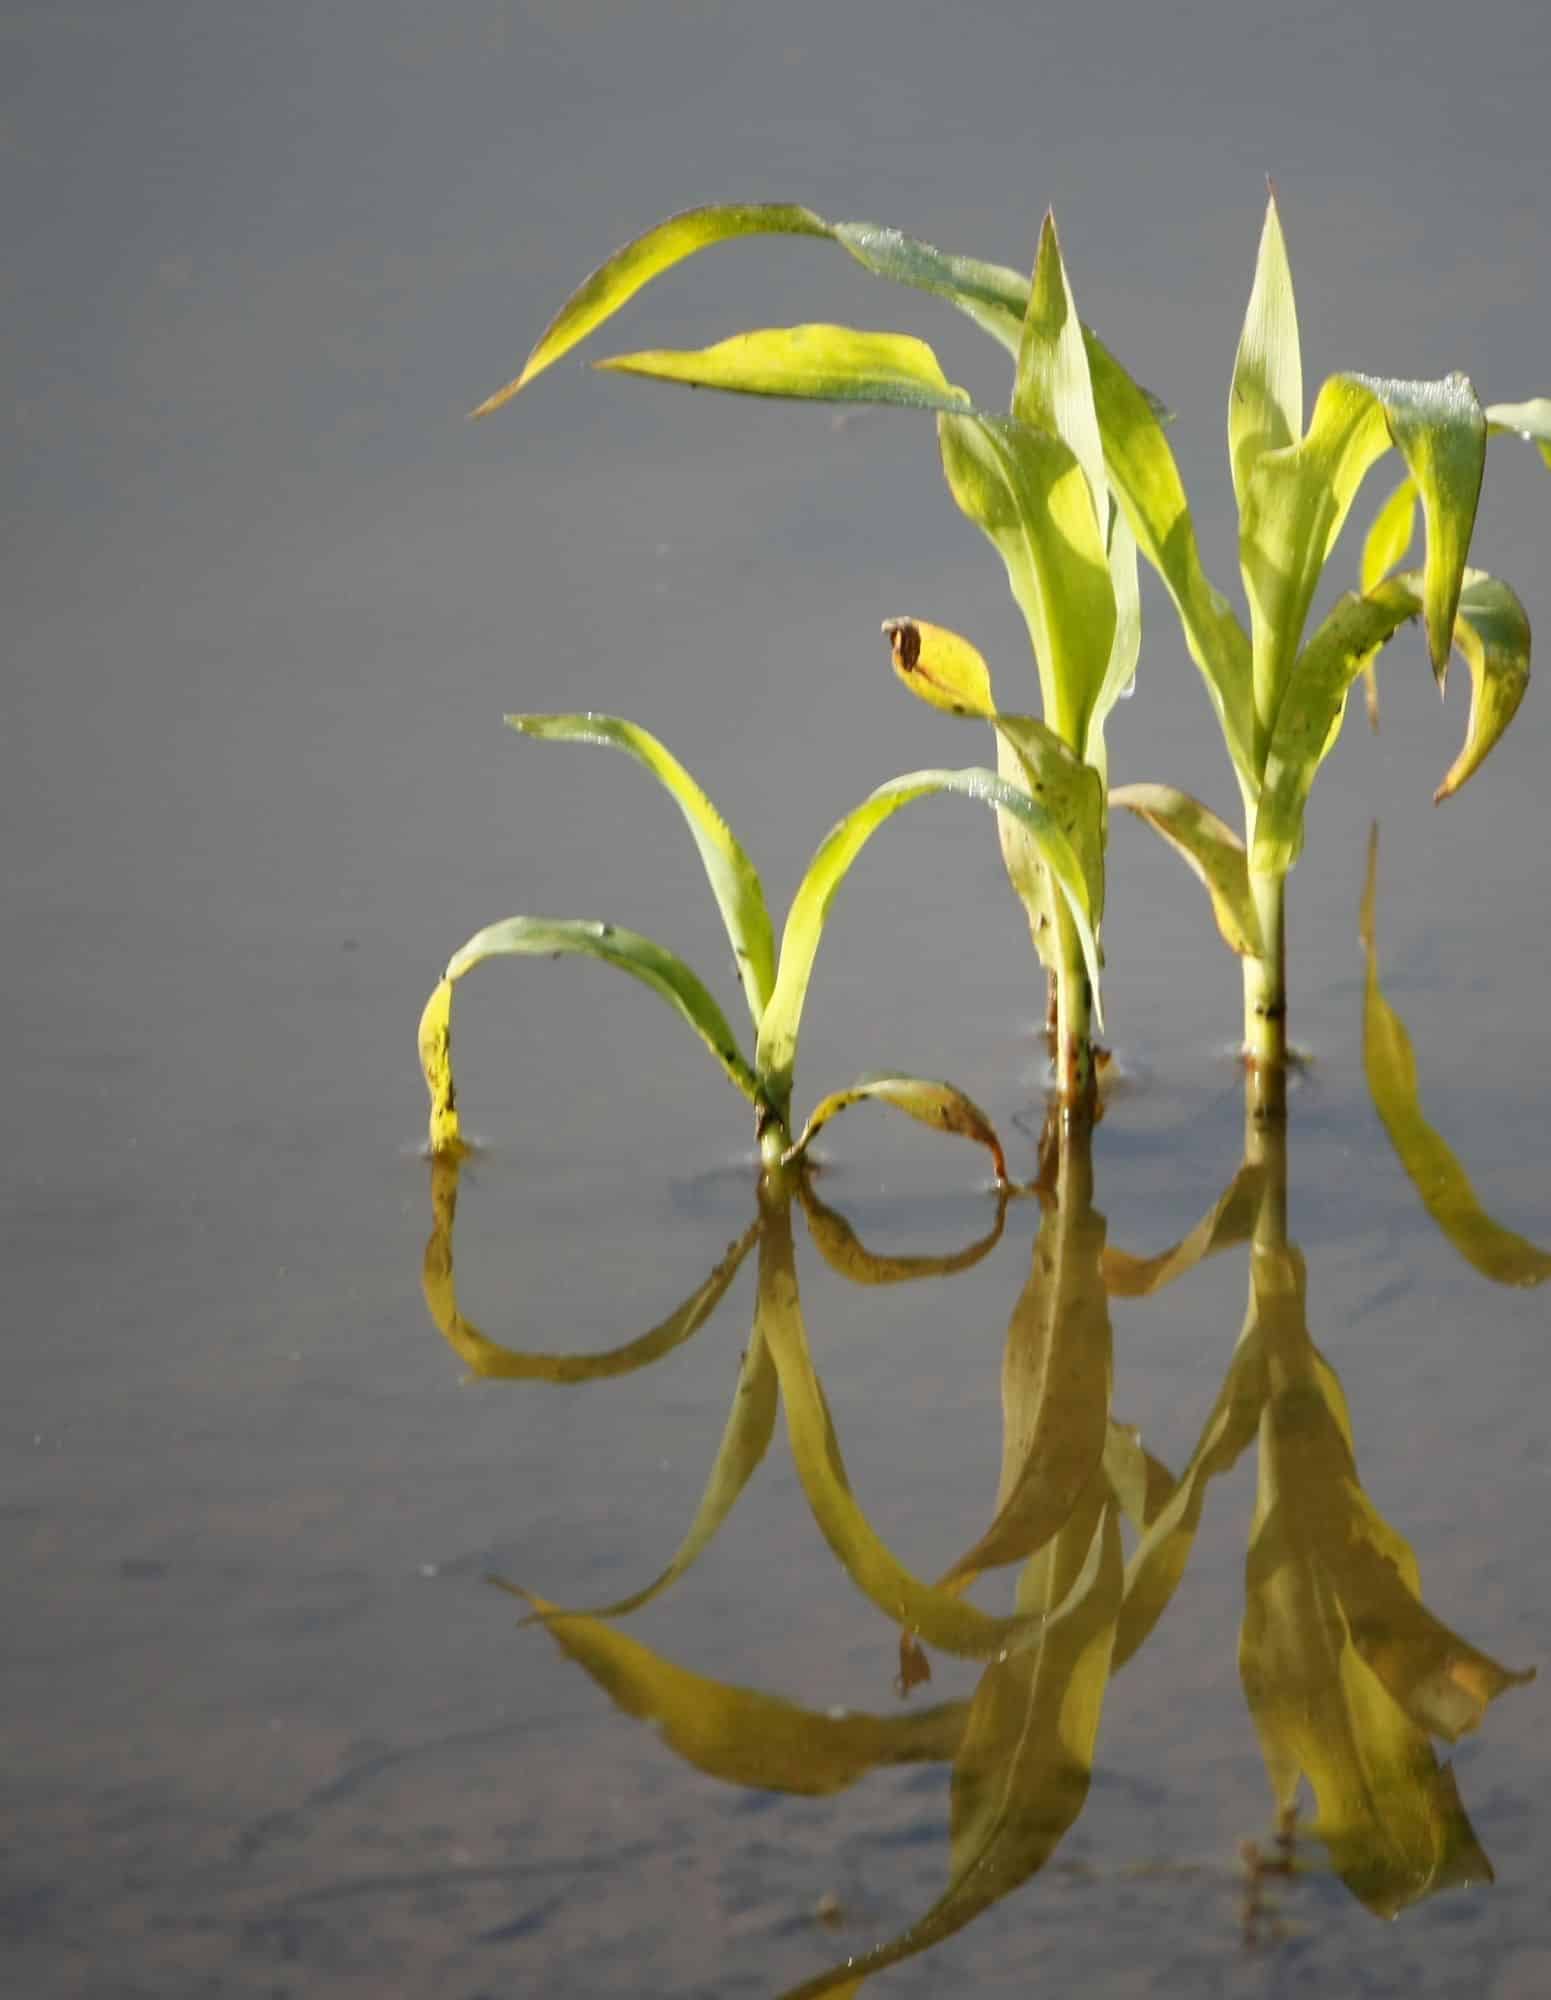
[597,324,971,411]
[788,1074,1008,1183]
[508,713,775,1025]
[1229,190,1303,506]
[1110,782,1261,958]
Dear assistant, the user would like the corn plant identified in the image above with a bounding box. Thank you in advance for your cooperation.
[1105,193,1532,1089]
[417,713,1099,1172]
[480,193,1533,1094]
[479,211,1136,1113]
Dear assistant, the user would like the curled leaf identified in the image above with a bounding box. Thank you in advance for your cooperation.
[1110,783,1261,958]
[787,1074,1008,1183]
[883,616,997,717]
[596,324,971,411]
[1432,571,1531,802]
[507,714,775,1025]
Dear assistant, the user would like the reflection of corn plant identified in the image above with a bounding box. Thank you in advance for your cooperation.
[1108,194,1532,1084]
[479,211,1136,1113]
[417,713,1099,1170]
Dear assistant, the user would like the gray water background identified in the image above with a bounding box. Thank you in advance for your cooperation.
[5,2,1550,1993]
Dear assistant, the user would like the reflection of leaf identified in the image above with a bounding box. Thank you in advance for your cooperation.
[798,1180,1007,1286]
[1241,1240,1532,1916]
[781,1495,1122,2000]
[938,1175,1110,1591]
[1103,1157,1265,1297]
[533,1323,778,1622]
[1361,829,1551,1286]
[500,1583,966,1794]
[421,1153,757,1380]
[755,1183,1054,1660]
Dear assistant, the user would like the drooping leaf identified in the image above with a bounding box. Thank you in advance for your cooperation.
[991,714,1107,924]
[597,324,971,411]
[1486,395,1551,470]
[937,411,1116,754]
[1250,576,1419,876]
[508,713,776,1025]
[501,1583,967,1795]
[1015,213,1107,534]
[1083,334,1257,792]
[755,767,1101,1118]
[754,1185,1057,1661]
[1110,783,1261,958]
[831,219,1030,353]
[788,1074,1008,1182]
[532,1322,779,1619]
[1432,571,1532,801]
[432,918,758,1128]
[421,1151,759,1381]
[1360,830,1551,1286]
[418,977,468,1159]
[799,1179,1008,1286]
[472,203,833,412]
[1229,191,1303,507]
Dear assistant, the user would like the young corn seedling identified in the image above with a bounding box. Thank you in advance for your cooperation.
[1105,192,1532,1094]
[417,714,1100,1174]
[478,210,1136,1114]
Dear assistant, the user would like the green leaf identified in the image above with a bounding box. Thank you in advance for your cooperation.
[1241,373,1485,753]
[507,713,775,1026]
[1360,477,1419,593]
[438,916,759,1113]
[1432,571,1532,802]
[597,323,971,411]
[755,766,1101,1117]
[501,1583,967,1795]
[1229,191,1303,507]
[1015,213,1107,536]
[991,714,1107,922]
[754,1185,1060,1661]
[799,1179,1008,1286]
[1083,333,1257,792]
[1110,783,1261,958]
[1486,396,1551,470]
[422,1153,760,1380]
[832,219,1030,353]
[1250,577,1419,876]
[787,1074,1008,1183]
[937,411,1116,753]
[1360,830,1551,1287]
[472,202,833,413]
[1087,506,1143,779]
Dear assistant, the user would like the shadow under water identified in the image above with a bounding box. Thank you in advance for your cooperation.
[418,1023,1535,1995]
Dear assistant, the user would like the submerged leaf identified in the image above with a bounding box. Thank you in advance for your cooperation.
[755,767,1101,1117]
[1229,191,1303,507]
[597,324,971,411]
[422,1152,759,1381]
[440,915,759,1112]
[937,411,1115,755]
[1360,830,1551,1286]
[473,203,832,412]
[508,713,775,1025]
[788,1075,1008,1183]
[504,1583,966,1794]
[1110,783,1261,958]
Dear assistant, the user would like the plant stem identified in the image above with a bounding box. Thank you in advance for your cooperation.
[1242,866,1288,1085]
[1052,897,1096,1119]
[757,1105,793,1175]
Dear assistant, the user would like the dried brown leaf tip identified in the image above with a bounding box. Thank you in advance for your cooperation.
[883,617,922,671]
